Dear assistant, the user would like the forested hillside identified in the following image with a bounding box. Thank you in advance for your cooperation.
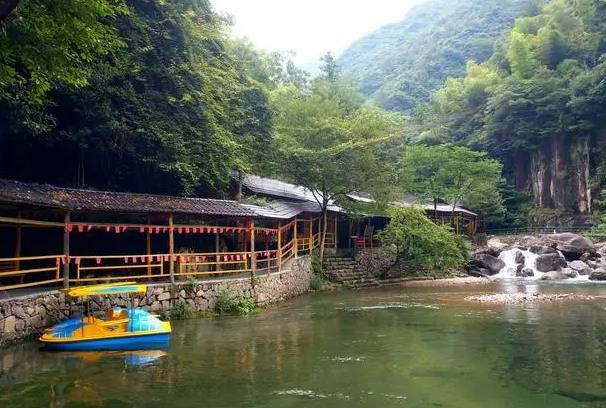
[338,0,536,111]
[0,0,276,195]
[413,0,606,226]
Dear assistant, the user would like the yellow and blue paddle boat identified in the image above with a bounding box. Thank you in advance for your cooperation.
[40,282,171,351]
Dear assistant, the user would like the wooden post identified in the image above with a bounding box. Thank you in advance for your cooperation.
[15,211,21,278]
[146,217,152,277]
[250,219,256,277]
[308,217,313,253]
[169,214,175,283]
[63,212,71,288]
[215,231,220,272]
[293,218,298,258]
[348,219,352,249]
[334,214,338,249]
[277,221,282,271]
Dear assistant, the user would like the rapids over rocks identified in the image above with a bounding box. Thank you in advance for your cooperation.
[471,233,606,282]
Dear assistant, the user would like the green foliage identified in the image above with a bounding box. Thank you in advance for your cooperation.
[377,207,468,269]
[309,275,326,291]
[408,0,606,223]
[339,0,535,111]
[170,301,194,320]
[184,276,197,294]
[0,0,126,105]
[311,253,323,274]
[0,0,275,195]
[400,145,505,218]
[215,288,257,315]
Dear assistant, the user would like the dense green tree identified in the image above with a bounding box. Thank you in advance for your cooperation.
[377,207,467,269]
[0,0,275,195]
[271,81,403,259]
[400,145,504,221]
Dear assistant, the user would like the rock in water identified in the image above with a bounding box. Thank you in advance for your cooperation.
[589,268,606,281]
[535,253,567,272]
[568,260,591,275]
[514,251,525,265]
[540,271,569,280]
[542,233,595,259]
[475,254,505,275]
[516,267,534,277]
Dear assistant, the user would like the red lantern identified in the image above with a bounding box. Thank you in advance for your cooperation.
[140,227,145,233]
[96,257,102,265]
[185,227,191,234]
[87,225,93,232]
[77,225,84,233]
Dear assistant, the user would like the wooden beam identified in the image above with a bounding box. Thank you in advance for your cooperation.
[215,232,221,272]
[277,221,282,271]
[308,216,313,252]
[334,214,338,249]
[63,212,71,288]
[0,216,63,228]
[14,211,21,274]
[293,218,298,258]
[169,214,175,283]
[250,219,256,277]
[146,217,152,277]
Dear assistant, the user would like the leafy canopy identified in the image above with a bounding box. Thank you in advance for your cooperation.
[400,145,504,217]
[377,207,468,269]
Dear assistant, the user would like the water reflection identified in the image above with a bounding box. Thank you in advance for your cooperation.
[3,287,606,407]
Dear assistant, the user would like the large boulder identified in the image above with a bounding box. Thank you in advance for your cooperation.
[535,253,567,272]
[541,233,595,259]
[475,254,505,275]
[568,260,591,276]
[589,268,606,281]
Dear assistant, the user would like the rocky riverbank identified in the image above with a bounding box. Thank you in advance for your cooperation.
[470,232,606,281]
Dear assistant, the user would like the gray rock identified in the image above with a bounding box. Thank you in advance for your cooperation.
[535,253,567,272]
[515,251,525,264]
[475,254,505,275]
[589,269,606,281]
[542,233,595,259]
[562,268,579,279]
[150,301,161,312]
[519,267,535,277]
[540,271,569,280]
[568,260,591,275]
[3,316,16,333]
[157,292,171,302]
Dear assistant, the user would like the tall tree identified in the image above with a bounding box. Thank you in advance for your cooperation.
[271,83,403,260]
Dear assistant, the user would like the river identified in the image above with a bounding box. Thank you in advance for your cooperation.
[3,282,606,407]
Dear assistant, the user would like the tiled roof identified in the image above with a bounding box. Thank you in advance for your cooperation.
[242,200,325,220]
[238,174,343,213]
[0,179,257,217]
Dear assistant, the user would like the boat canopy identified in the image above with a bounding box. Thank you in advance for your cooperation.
[67,282,147,297]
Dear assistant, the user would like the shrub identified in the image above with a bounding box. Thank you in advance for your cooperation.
[377,207,467,269]
[311,252,323,274]
[171,301,193,320]
[215,288,257,315]
[310,275,326,290]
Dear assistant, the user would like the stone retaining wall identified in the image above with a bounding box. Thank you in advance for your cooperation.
[354,245,421,278]
[0,256,312,345]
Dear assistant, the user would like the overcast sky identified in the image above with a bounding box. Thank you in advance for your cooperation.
[211,0,425,64]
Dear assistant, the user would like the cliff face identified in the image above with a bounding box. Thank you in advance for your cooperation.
[510,134,595,225]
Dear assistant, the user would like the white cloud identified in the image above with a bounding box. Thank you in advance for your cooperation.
[211,0,425,64]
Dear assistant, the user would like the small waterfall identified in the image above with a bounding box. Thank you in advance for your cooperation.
[495,249,541,280]
[494,248,589,282]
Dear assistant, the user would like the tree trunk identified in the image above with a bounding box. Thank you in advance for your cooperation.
[0,0,20,22]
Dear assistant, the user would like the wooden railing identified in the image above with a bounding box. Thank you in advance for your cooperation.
[0,214,332,291]
[0,255,63,290]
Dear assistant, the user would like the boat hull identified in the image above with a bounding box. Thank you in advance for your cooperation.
[40,332,170,351]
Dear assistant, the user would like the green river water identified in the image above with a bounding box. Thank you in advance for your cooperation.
[3,282,606,407]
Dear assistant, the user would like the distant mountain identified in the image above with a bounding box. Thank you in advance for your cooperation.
[338,0,536,111]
